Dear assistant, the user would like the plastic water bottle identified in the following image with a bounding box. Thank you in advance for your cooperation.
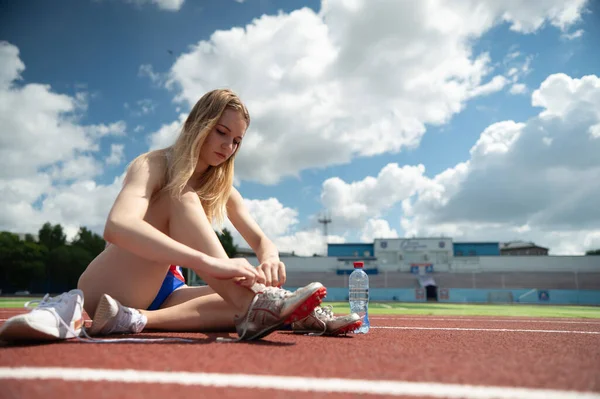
[349,261,370,333]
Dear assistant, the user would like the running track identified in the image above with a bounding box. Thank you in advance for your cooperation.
[1,309,599,399]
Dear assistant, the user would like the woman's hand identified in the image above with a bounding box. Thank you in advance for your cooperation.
[207,257,260,287]
[256,257,286,287]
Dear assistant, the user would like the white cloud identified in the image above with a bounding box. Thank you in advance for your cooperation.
[498,0,587,32]
[105,144,125,165]
[0,41,24,89]
[509,83,528,95]
[320,163,430,231]
[125,0,184,11]
[401,73,600,254]
[469,75,508,98]
[40,177,124,240]
[561,29,584,40]
[470,121,524,159]
[0,41,124,238]
[242,197,299,238]
[160,0,586,185]
[2,1,593,255]
[584,232,600,251]
[532,73,600,119]
[50,155,103,181]
[361,219,399,242]
[86,121,127,139]
[503,51,533,92]
[275,229,345,257]
[127,99,157,117]
[147,113,187,150]
[139,64,164,85]
[589,124,600,139]
[221,196,339,256]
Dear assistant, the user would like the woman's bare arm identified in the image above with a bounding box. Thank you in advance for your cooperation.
[227,187,285,286]
[104,155,257,282]
[103,155,210,269]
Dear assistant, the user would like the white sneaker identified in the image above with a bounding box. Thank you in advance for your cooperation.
[88,294,147,336]
[0,289,84,342]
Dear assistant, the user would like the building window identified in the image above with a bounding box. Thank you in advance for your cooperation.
[364,250,370,257]
[353,251,358,256]
[456,250,463,256]
[468,250,476,256]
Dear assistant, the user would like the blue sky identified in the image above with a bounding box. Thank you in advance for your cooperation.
[1,0,599,255]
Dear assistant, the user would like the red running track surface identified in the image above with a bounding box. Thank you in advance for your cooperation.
[1,310,599,398]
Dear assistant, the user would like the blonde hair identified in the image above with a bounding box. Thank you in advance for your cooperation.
[132,89,250,226]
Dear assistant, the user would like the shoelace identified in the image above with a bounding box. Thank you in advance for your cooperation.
[304,305,334,335]
[314,305,334,320]
[25,293,68,309]
[216,286,291,343]
[216,295,259,343]
[24,294,194,344]
[261,286,330,335]
[260,286,291,300]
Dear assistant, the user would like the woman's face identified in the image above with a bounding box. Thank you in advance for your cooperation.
[199,108,247,167]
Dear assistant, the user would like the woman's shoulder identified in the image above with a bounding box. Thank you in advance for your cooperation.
[227,186,243,204]
[129,149,168,171]
[124,150,169,188]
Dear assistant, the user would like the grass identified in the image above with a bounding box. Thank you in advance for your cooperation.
[0,297,39,308]
[3,297,598,318]
[326,301,600,319]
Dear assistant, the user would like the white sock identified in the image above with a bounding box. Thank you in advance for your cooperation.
[128,309,147,333]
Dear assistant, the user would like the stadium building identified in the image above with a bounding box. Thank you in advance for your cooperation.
[223,237,600,305]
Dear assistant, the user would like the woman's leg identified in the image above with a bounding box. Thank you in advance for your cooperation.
[141,286,237,331]
[90,186,324,336]
[138,187,254,331]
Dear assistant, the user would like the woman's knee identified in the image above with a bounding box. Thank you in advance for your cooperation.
[181,185,201,204]
[170,186,204,215]
[171,186,200,206]
[168,186,219,243]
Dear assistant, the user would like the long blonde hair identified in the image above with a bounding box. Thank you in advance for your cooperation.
[134,89,250,226]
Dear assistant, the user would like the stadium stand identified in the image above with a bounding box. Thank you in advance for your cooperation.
[284,270,600,290]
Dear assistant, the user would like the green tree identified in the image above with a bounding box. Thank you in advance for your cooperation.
[0,232,22,290]
[14,241,46,291]
[46,245,93,292]
[0,233,46,291]
[64,245,94,289]
[38,222,67,251]
[216,228,237,258]
[72,226,106,258]
[586,249,600,255]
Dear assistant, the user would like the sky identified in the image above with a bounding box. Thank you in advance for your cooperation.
[1,0,599,256]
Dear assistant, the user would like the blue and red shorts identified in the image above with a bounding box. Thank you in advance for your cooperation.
[147,265,186,310]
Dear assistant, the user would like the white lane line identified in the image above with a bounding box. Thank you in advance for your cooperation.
[371,317,600,324]
[1,367,599,399]
[1,320,597,334]
[372,326,600,334]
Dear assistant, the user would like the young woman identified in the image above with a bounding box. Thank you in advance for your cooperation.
[74,89,361,340]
